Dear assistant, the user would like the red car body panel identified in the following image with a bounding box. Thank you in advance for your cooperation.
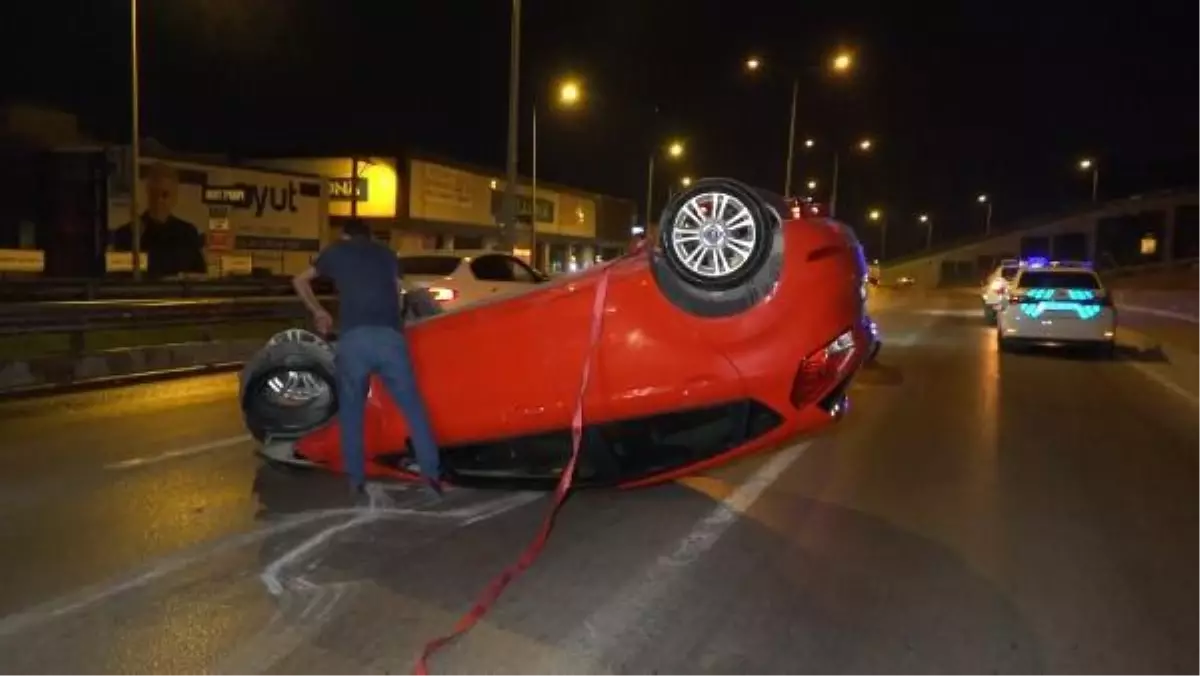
[294,214,868,487]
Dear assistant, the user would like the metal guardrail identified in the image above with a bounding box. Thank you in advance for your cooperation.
[0,277,337,303]
[0,296,336,338]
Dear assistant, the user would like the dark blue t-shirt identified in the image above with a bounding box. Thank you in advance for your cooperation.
[314,237,402,332]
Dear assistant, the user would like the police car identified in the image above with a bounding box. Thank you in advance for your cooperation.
[981,258,1021,323]
[995,259,1116,356]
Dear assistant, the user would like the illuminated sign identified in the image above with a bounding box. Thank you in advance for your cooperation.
[329,177,370,202]
[203,183,300,216]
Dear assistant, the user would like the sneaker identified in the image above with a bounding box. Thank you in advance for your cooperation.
[422,476,445,501]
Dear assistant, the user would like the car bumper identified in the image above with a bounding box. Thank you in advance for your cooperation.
[998,306,1116,344]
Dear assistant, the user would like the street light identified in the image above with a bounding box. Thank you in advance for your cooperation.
[530,77,584,268]
[646,139,686,228]
[810,135,875,219]
[743,50,855,197]
[129,0,142,279]
[831,51,853,73]
[977,193,993,235]
[680,176,693,188]
[806,179,818,190]
[1078,157,1099,203]
[919,213,933,250]
[868,209,888,260]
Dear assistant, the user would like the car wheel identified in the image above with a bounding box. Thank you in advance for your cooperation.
[1095,340,1116,360]
[651,178,783,317]
[240,329,338,443]
[983,306,997,324]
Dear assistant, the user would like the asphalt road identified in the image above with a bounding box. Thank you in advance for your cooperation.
[0,291,1194,674]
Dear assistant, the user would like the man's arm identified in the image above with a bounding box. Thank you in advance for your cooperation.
[292,266,327,316]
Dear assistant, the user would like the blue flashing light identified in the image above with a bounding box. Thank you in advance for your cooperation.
[1022,256,1049,268]
[1017,288,1103,319]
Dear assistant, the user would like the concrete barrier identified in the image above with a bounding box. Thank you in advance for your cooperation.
[0,338,265,396]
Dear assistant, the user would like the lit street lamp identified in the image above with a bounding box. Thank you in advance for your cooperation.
[868,208,888,259]
[812,135,874,219]
[977,193,993,235]
[743,50,855,197]
[646,139,686,227]
[681,176,693,188]
[1078,157,1099,202]
[918,213,933,250]
[806,179,818,190]
[529,77,583,267]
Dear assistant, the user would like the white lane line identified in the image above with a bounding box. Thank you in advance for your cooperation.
[537,441,812,673]
[1124,360,1199,406]
[1118,304,1198,324]
[0,492,540,639]
[104,434,252,470]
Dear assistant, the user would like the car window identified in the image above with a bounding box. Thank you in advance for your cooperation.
[1000,265,1020,280]
[469,254,517,282]
[507,256,540,283]
[399,255,461,276]
[1018,270,1101,289]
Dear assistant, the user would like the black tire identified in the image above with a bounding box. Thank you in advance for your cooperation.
[1095,340,1116,360]
[652,178,784,318]
[240,329,338,443]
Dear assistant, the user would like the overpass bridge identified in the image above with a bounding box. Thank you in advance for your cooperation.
[878,189,1198,288]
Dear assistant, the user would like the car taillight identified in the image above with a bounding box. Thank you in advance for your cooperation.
[428,286,458,303]
[790,329,857,408]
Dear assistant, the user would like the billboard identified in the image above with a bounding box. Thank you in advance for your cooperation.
[106,153,327,258]
[252,157,399,219]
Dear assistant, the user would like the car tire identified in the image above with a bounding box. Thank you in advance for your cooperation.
[1095,340,1116,360]
[983,305,997,324]
[240,329,338,443]
[652,177,784,318]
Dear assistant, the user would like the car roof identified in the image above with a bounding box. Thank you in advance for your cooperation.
[398,249,510,260]
[1014,266,1103,284]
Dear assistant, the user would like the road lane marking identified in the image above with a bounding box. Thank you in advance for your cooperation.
[104,434,252,469]
[1124,360,1199,406]
[0,492,541,639]
[537,441,812,672]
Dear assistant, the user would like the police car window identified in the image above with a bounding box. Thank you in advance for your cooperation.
[399,255,461,276]
[1019,270,1100,289]
[470,254,517,282]
[1000,266,1020,280]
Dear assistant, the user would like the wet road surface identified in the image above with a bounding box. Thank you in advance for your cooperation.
[0,291,1194,674]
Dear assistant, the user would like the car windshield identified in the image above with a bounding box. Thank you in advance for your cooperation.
[1000,266,1020,280]
[399,255,462,276]
[1019,270,1100,289]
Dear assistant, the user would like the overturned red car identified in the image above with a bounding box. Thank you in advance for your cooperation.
[240,178,875,489]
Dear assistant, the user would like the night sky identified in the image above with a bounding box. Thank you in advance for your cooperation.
[6,0,1198,256]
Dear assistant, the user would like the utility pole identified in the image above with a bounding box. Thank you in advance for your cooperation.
[500,0,522,252]
[828,152,840,218]
[783,78,798,197]
[530,105,538,267]
[129,0,142,280]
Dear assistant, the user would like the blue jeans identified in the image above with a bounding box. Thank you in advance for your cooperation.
[335,325,441,487]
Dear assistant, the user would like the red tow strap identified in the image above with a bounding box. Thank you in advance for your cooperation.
[414,268,613,675]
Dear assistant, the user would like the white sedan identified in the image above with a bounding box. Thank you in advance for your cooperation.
[398,250,548,310]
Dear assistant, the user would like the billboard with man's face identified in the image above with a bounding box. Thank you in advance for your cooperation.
[106,156,327,255]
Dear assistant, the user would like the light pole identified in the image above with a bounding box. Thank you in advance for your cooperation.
[868,208,886,259]
[500,0,522,252]
[822,136,872,219]
[918,213,932,250]
[977,193,993,235]
[646,140,684,228]
[1078,158,1099,203]
[129,0,142,280]
[530,79,581,268]
[743,50,853,197]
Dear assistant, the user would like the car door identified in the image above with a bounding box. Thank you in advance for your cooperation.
[469,254,543,300]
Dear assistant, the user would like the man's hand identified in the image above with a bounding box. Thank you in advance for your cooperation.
[313,309,334,336]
